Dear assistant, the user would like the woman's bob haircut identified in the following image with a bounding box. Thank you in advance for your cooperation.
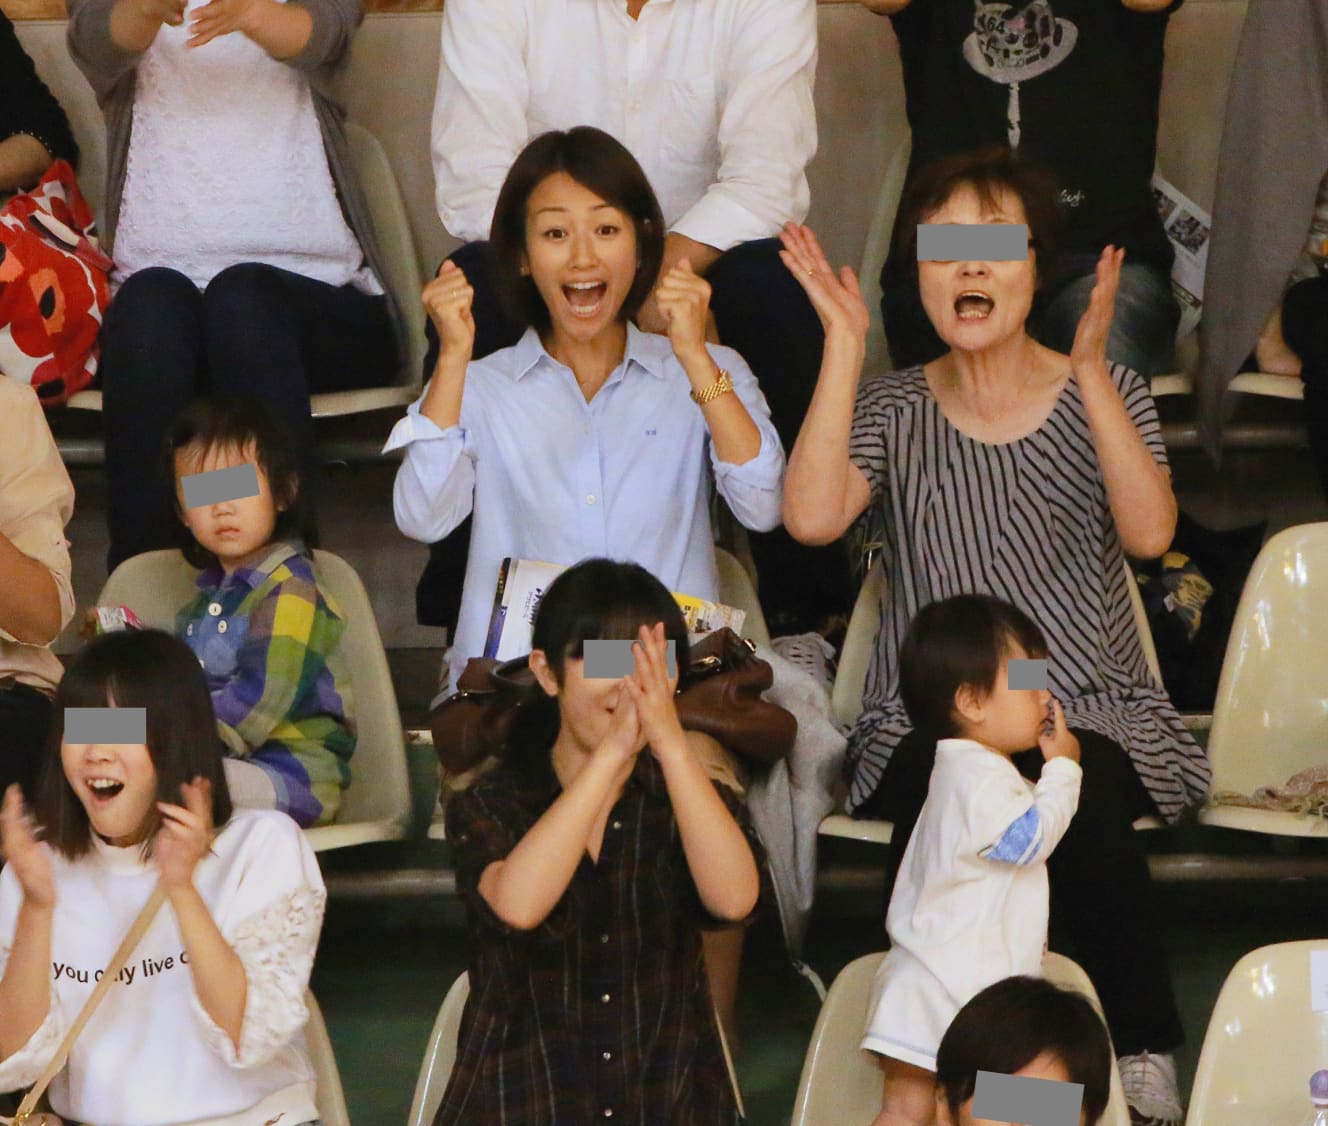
[36,630,233,860]
[935,975,1113,1124]
[504,558,690,780]
[892,145,1065,298]
[489,126,667,333]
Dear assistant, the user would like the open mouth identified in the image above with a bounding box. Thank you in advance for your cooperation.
[563,281,608,319]
[86,777,125,802]
[954,291,995,322]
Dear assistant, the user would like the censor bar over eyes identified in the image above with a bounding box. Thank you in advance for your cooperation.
[917,223,1030,261]
[181,463,261,510]
[972,1070,1084,1126]
[64,707,148,745]
[583,638,678,679]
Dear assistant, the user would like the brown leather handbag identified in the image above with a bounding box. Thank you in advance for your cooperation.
[431,628,796,774]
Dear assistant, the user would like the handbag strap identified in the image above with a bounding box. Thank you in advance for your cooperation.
[15,884,168,1121]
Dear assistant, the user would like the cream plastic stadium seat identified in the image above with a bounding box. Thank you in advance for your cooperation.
[64,121,424,417]
[96,549,412,851]
[306,990,351,1126]
[820,557,1163,843]
[1187,940,1328,1124]
[791,951,1128,1126]
[408,972,471,1126]
[1199,523,1328,838]
[715,546,771,647]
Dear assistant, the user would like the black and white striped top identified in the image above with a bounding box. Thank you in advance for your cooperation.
[846,364,1211,822]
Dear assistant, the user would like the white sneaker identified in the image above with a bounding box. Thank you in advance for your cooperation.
[1118,1051,1184,1126]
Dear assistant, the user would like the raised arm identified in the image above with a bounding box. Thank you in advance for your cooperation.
[1072,247,1178,559]
[157,785,326,1065]
[777,224,874,544]
[0,788,55,1062]
[430,0,529,243]
[476,685,644,931]
[386,264,480,542]
[628,626,760,922]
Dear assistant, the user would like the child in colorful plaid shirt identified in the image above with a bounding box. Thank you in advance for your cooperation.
[168,395,354,827]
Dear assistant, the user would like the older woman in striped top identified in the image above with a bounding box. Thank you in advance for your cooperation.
[781,147,1209,1126]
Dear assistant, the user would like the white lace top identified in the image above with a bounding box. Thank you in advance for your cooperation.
[113,0,381,294]
[0,809,325,1125]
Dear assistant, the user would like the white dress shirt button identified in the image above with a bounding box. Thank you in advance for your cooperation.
[601,992,611,1004]
[217,619,228,634]
[586,494,597,505]
[207,602,223,617]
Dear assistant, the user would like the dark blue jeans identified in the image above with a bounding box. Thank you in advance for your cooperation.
[98,264,396,571]
[415,239,855,637]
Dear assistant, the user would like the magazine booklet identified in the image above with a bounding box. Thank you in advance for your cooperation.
[483,557,747,661]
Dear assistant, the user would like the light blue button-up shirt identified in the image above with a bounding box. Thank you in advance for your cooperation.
[385,325,785,692]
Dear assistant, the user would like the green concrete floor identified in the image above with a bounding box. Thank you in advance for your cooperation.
[311,843,1328,1125]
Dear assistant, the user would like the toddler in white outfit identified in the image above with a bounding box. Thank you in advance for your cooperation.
[862,593,1083,1126]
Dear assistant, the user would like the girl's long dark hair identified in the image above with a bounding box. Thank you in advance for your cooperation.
[37,630,233,859]
[505,558,690,783]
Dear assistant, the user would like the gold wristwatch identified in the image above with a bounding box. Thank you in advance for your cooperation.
[690,366,734,405]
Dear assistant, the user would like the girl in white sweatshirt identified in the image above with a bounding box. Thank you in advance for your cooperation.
[0,629,325,1126]
[863,594,1084,1126]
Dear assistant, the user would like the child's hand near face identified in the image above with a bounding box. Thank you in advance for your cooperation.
[624,624,689,763]
[599,680,646,765]
[1038,699,1081,765]
[155,777,214,891]
[0,785,55,909]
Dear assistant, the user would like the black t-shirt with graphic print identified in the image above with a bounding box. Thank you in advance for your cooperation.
[890,0,1177,271]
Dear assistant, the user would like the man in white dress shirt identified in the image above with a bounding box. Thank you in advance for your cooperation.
[420,0,853,639]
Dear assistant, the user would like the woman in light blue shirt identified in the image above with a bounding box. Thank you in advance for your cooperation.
[386,127,784,693]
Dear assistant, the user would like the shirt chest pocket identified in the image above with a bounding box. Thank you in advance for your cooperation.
[195,613,251,678]
[661,76,721,169]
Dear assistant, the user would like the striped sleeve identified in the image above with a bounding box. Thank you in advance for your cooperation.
[849,372,894,506]
[974,758,1082,867]
[1113,363,1168,469]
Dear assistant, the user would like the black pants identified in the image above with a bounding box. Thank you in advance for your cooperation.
[0,684,54,803]
[857,727,1185,1057]
[1283,275,1328,497]
[99,263,398,571]
[413,240,855,638]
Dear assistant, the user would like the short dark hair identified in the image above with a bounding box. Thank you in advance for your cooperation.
[936,976,1113,1124]
[167,394,314,570]
[489,127,666,332]
[898,594,1048,738]
[892,145,1064,300]
[507,558,691,779]
[36,630,234,860]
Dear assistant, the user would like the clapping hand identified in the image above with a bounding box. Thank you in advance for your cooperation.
[654,259,713,367]
[1,786,54,909]
[422,260,477,367]
[1070,246,1125,378]
[187,0,260,46]
[154,778,214,891]
[623,623,688,763]
[778,222,871,343]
